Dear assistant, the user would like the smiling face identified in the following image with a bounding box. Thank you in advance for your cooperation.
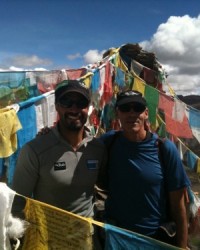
[56,92,89,132]
[116,102,149,138]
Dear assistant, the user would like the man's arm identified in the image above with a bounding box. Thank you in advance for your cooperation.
[169,188,188,249]
[12,144,39,217]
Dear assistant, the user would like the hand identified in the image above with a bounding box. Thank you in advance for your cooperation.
[37,126,51,136]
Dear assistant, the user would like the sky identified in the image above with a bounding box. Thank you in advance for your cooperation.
[0,0,200,96]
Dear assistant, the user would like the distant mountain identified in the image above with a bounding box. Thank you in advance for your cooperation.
[178,95,200,110]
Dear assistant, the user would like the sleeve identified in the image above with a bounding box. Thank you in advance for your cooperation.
[161,139,191,192]
[12,143,39,217]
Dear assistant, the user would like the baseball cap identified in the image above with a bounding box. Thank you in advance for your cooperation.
[55,80,91,103]
[116,90,147,107]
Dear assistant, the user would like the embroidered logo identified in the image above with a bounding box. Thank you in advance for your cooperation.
[54,162,66,171]
[87,160,99,170]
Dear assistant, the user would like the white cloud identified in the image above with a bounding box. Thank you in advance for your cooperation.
[0,66,47,72]
[67,53,81,60]
[164,73,200,96]
[1,54,52,68]
[140,15,200,95]
[83,49,105,64]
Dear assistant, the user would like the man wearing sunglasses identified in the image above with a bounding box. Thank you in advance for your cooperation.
[97,90,190,249]
[12,80,106,223]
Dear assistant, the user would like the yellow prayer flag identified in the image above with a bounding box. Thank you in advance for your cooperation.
[79,72,93,88]
[115,54,128,72]
[132,76,145,95]
[0,108,22,157]
[22,198,93,250]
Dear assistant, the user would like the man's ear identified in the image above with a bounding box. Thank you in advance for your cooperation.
[144,119,150,131]
[144,108,149,119]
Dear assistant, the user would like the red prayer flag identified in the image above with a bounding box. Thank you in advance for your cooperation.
[165,113,193,138]
[158,92,174,116]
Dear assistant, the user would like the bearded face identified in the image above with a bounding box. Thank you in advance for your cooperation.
[56,92,89,132]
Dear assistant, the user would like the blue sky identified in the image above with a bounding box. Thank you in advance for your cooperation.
[0,0,200,95]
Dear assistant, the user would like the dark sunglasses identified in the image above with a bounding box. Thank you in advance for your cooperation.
[58,98,89,109]
[118,103,146,113]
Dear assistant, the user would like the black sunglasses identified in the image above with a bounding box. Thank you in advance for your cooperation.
[58,98,89,109]
[118,103,146,113]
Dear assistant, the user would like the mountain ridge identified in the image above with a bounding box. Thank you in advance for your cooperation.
[178,95,200,110]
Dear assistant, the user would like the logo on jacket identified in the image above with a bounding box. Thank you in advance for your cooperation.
[87,160,99,170]
[54,162,66,171]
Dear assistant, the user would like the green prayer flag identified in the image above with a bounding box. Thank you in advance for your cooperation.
[144,85,159,125]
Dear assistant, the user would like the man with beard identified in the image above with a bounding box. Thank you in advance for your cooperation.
[12,80,106,220]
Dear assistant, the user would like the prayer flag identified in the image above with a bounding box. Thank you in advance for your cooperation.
[115,67,125,87]
[22,198,93,250]
[104,224,180,250]
[188,107,200,144]
[187,151,198,170]
[0,108,22,157]
[144,85,159,126]
[132,76,145,95]
[158,92,173,115]
[165,113,193,139]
